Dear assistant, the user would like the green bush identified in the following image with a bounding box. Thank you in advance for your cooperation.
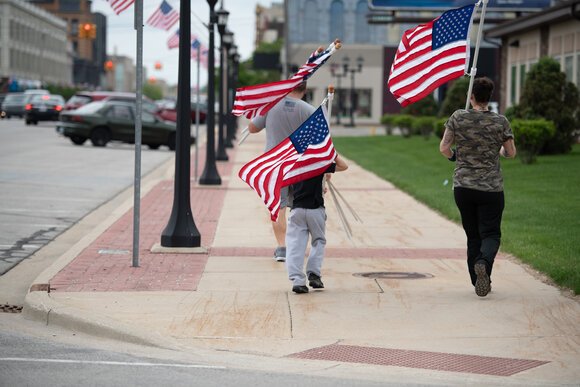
[433,118,447,138]
[511,119,556,164]
[380,114,397,135]
[392,114,414,137]
[411,116,437,139]
[401,94,439,116]
[440,76,470,117]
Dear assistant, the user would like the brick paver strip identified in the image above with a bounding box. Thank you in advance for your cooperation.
[288,344,549,376]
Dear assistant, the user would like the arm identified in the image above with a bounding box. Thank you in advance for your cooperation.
[248,121,262,134]
[334,154,348,172]
[500,138,516,158]
[439,128,455,159]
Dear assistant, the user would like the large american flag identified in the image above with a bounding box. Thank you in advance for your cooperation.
[232,41,339,119]
[146,0,180,31]
[107,0,134,15]
[387,4,476,107]
[239,105,336,221]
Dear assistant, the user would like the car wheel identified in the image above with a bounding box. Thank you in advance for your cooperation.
[167,133,176,151]
[25,119,30,125]
[70,135,87,145]
[90,127,111,147]
[33,121,38,125]
[148,144,160,150]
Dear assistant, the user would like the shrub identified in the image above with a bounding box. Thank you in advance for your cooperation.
[401,94,439,116]
[380,114,397,135]
[440,76,470,117]
[411,116,437,139]
[511,119,556,164]
[433,118,447,138]
[392,114,414,137]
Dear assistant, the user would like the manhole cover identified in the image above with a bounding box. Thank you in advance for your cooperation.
[353,272,433,279]
[1,304,23,313]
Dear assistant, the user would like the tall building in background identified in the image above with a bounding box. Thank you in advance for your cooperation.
[0,0,71,92]
[28,0,104,87]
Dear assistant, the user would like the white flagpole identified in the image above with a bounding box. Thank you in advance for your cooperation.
[465,0,488,110]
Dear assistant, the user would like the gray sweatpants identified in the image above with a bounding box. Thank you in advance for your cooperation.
[285,207,327,286]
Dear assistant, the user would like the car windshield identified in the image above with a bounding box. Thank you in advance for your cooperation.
[30,95,64,104]
[73,101,106,114]
[4,94,26,103]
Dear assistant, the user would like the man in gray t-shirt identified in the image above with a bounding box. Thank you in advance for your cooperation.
[248,81,315,262]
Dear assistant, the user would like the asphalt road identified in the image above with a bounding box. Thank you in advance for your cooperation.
[0,118,173,276]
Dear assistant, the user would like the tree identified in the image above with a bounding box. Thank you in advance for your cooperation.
[401,94,439,116]
[143,82,162,101]
[516,57,579,154]
[439,77,470,117]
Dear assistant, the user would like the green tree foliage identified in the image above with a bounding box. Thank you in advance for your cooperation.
[46,84,82,100]
[515,57,579,154]
[439,77,470,117]
[237,59,281,88]
[143,82,163,101]
[401,94,439,116]
[511,119,556,164]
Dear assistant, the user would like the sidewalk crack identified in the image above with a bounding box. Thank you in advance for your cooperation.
[285,292,293,339]
[374,279,385,293]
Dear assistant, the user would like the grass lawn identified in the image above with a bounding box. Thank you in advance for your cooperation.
[333,136,580,295]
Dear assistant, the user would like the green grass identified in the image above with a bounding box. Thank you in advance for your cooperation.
[333,136,580,295]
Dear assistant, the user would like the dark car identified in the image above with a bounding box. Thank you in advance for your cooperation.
[56,101,193,150]
[156,100,207,124]
[24,94,65,124]
[1,93,28,118]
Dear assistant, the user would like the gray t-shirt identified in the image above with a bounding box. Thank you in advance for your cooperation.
[251,96,316,151]
[446,109,514,192]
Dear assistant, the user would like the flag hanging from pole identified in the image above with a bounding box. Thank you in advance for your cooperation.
[146,0,180,31]
[232,40,339,119]
[107,0,134,15]
[387,4,476,107]
[167,29,180,49]
[239,105,336,221]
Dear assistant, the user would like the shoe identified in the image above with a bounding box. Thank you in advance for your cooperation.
[273,246,286,262]
[292,285,309,294]
[474,262,491,297]
[308,273,324,289]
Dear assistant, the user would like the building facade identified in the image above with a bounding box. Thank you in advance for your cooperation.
[0,0,71,91]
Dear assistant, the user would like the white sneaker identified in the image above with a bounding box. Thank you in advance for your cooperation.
[274,246,286,262]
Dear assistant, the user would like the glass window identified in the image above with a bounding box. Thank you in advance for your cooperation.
[356,89,371,117]
[142,111,155,123]
[330,1,344,42]
[576,54,580,86]
[304,1,317,42]
[60,0,80,12]
[355,1,370,43]
[510,65,517,104]
[519,64,526,94]
[106,105,133,120]
[564,55,573,83]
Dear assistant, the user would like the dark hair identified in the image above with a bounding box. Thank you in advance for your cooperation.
[294,81,307,93]
[472,77,494,103]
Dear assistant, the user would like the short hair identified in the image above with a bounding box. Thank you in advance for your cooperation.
[472,77,494,104]
[294,81,307,93]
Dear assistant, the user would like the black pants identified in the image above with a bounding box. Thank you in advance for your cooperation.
[454,187,505,286]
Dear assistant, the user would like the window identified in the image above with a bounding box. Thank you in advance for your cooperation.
[303,0,317,42]
[329,1,344,42]
[106,105,133,120]
[510,65,517,105]
[60,0,80,12]
[576,54,580,86]
[355,0,370,43]
[519,64,526,94]
[564,55,573,83]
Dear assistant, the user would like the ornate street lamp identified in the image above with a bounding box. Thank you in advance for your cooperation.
[215,6,229,161]
[226,43,238,147]
[329,62,346,125]
[199,0,222,185]
[342,56,364,127]
[161,0,200,247]
[222,33,234,148]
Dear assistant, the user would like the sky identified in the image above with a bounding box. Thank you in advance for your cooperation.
[91,0,275,88]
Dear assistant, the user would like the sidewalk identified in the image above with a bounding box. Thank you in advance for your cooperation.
[24,127,580,386]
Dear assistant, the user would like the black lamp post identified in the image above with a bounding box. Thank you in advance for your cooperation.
[199,0,222,185]
[226,43,237,147]
[223,35,234,148]
[161,0,200,247]
[215,5,229,161]
[342,56,364,127]
[329,62,346,125]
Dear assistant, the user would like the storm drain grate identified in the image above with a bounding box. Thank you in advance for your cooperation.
[288,344,549,376]
[1,304,23,313]
[353,272,434,279]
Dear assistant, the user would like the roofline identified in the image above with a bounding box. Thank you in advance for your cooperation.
[485,0,580,38]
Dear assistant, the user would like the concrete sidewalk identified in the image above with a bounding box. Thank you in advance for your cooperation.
[23,127,580,386]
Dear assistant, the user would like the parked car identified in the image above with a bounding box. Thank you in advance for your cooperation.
[156,100,208,124]
[24,94,65,124]
[1,93,28,118]
[63,91,152,111]
[56,100,194,150]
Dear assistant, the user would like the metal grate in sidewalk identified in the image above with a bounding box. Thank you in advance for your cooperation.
[288,344,549,376]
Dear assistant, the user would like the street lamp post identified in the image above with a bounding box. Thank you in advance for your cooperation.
[226,44,238,147]
[199,0,222,185]
[215,6,229,162]
[161,0,200,247]
[329,62,345,125]
[223,35,234,148]
[342,56,364,127]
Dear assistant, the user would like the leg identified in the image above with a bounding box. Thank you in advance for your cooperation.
[285,208,309,288]
[477,191,505,279]
[272,187,291,261]
[454,187,481,286]
[305,207,326,286]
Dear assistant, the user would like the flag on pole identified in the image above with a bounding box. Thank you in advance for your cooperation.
[387,4,476,107]
[239,105,336,221]
[146,0,180,31]
[167,29,180,49]
[190,39,201,59]
[107,0,134,15]
[232,41,339,119]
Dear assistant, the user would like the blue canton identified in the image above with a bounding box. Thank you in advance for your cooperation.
[432,4,475,50]
[160,0,172,14]
[290,107,329,153]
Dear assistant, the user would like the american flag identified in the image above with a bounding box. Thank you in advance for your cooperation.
[387,4,476,107]
[167,29,180,49]
[239,105,336,221]
[232,41,338,119]
[146,0,180,31]
[107,0,134,15]
[191,39,209,68]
